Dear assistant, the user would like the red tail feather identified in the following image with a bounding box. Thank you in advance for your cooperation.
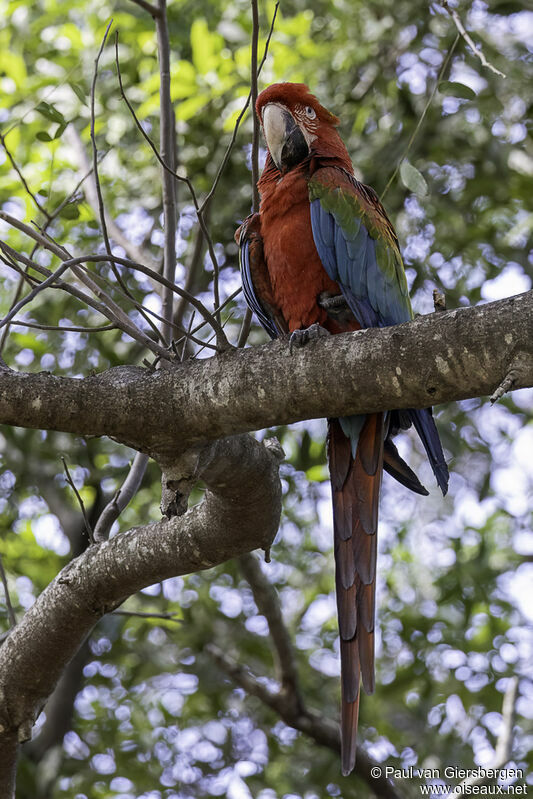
[328,415,384,776]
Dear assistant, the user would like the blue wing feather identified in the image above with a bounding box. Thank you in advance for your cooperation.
[309,172,448,494]
[239,230,279,340]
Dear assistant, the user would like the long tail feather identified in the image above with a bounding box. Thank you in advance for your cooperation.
[328,414,384,776]
[408,408,449,495]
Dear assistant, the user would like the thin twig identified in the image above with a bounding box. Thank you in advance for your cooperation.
[112,609,182,621]
[66,128,159,270]
[235,0,262,351]
[459,677,518,790]
[199,2,279,215]
[0,553,17,628]
[154,4,178,344]
[0,261,75,331]
[0,224,172,358]
[440,0,506,78]
[239,553,303,710]
[237,309,253,347]
[207,643,403,799]
[0,241,146,339]
[381,35,459,201]
[250,0,261,213]
[90,20,114,257]
[93,452,149,542]
[128,0,161,17]
[0,211,69,260]
[0,274,26,355]
[0,132,49,218]
[7,320,117,333]
[174,223,205,327]
[60,457,94,544]
[114,38,231,352]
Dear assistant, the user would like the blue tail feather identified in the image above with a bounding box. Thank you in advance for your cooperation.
[408,408,448,495]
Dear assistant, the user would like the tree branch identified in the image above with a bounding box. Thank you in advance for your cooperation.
[206,644,402,799]
[64,126,160,272]
[0,433,282,795]
[238,551,303,711]
[93,452,148,542]
[154,1,177,344]
[0,292,530,459]
[440,0,506,78]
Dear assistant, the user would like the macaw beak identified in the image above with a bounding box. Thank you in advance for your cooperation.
[262,103,309,173]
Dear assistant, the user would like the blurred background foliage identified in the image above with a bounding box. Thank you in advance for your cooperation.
[0,0,532,796]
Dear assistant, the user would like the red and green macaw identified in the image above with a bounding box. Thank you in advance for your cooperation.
[236,82,448,776]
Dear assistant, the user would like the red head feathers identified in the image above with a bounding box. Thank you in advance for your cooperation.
[255,82,351,174]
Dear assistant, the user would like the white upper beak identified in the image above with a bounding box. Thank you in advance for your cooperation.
[262,103,290,171]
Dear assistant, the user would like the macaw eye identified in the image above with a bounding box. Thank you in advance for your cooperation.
[305,106,316,120]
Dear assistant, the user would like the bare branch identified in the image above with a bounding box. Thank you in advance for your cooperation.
[7,320,117,334]
[238,551,302,711]
[440,0,506,78]
[174,224,205,328]
[0,227,171,358]
[0,260,76,331]
[381,34,459,200]
[0,292,530,459]
[112,609,182,622]
[60,457,94,544]
[206,643,403,799]
[0,132,48,218]
[458,677,519,791]
[0,240,157,346]
[0,274,26,355]
[154,2,178,344]
[114,37,230,350]
[90,20,114,258]
[65,127,160,272]
[250,0,261,213]
[199,2,279,215]
[494,676,519,766]
[93,452,149,542]
[0,434,282,773]
[237,309,253,348]
[128,0,161,17]
[0,554,16,628]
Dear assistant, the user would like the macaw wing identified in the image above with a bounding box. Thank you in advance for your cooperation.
[309,167,412,329]
[309,167,449,495]
[236,214,283,340]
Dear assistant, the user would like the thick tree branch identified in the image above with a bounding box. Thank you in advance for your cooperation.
[0,292,531,460]
[0,433,282,796]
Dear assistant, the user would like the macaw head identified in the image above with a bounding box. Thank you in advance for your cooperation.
[256,82,350,174]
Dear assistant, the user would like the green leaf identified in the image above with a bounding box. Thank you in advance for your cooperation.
[70,82,88,105]
[35,101,66,125]
[60,204,80,220]
[36,131,52,142]
[51,122,67,140]
[439,81,476,101]
[400,160,428,196]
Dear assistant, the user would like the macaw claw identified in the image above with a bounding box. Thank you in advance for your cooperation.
[289,322,331,354]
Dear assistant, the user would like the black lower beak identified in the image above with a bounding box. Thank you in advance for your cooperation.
[280,111,308,172]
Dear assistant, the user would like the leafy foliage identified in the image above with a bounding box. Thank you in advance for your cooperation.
[0,0,532,796]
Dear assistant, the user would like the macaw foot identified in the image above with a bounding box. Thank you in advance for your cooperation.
[289,323,331,354]
[317,292,352,325]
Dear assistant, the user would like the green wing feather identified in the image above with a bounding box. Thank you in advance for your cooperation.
[309,167,412,328]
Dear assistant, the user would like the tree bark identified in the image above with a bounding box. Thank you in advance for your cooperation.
[0,292,530,460]
[0,434,283,797]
